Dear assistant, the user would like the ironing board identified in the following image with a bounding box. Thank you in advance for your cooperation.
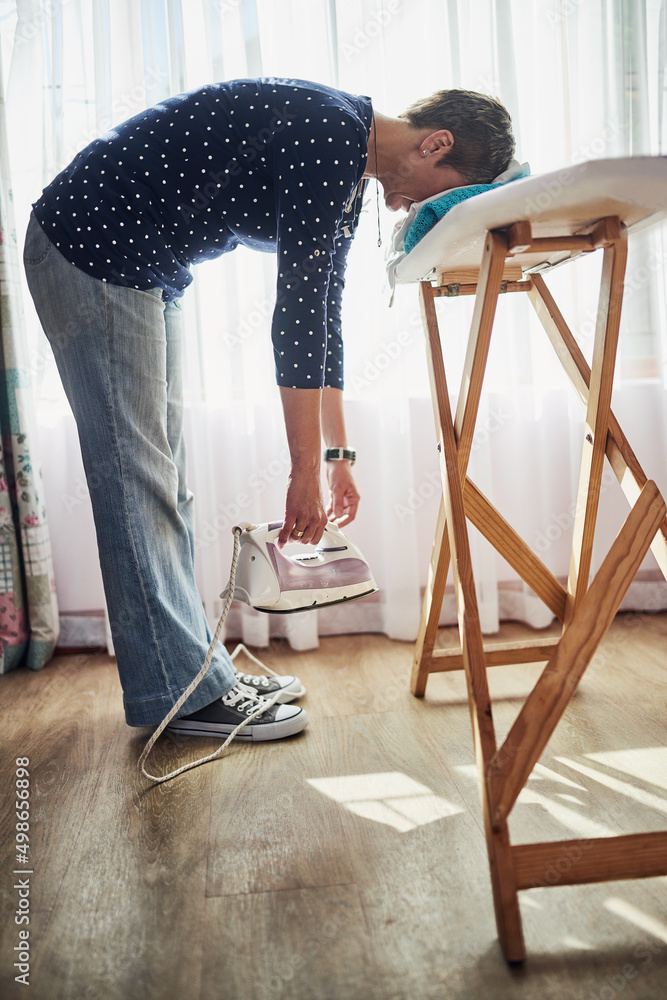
[393,157,667,962]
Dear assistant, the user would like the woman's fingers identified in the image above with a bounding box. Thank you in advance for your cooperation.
[326,464,360,526]
[278,464,360,547]
[277,468,327,547]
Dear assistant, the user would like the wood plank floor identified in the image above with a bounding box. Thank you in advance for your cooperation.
[1,613,666,1000]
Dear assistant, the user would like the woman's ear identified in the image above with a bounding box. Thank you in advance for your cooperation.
[420,129,455,156]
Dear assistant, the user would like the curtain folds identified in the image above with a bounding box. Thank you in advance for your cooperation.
[0,46,58,671]
[1,0,666,653]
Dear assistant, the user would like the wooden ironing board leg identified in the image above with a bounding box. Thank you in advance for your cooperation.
[564,226,628,621]
[411,217,667,962]
[410,497,450,696]
[411,231,507,696]
[420,267,525,961]
[527,273,667,579]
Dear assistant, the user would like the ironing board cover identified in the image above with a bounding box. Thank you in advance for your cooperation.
[389,157,667,284]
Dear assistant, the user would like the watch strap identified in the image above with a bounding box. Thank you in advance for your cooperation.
[324,447,356,465]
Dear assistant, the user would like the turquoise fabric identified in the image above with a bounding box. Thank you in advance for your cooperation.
[404,183,504,254]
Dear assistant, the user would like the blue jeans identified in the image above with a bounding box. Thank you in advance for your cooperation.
[23,212,236,725]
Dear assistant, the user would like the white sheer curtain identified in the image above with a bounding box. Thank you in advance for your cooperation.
[1,0,666,650]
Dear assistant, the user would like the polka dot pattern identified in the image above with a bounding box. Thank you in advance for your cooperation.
[33,78,373,389]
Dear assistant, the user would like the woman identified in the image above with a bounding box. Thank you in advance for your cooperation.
[24,77,514,742]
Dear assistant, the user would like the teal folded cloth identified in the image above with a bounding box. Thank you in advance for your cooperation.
[404,183,504,254]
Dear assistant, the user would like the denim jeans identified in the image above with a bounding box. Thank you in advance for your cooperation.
[24,212,236,725]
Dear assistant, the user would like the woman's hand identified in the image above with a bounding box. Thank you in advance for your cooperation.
[277,384,359,546]
[325,461,360,527]
[278,464,328,548]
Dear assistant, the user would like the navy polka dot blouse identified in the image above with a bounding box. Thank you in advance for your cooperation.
[33,78,373,389]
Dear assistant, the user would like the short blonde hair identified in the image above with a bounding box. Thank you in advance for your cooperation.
[400,89,515,184]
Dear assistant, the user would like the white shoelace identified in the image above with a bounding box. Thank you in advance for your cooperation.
[230,642,283,681]
[222,679,272,712]
[138,528,280,785]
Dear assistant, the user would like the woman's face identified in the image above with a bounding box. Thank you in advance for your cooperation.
[383,164,468,212]
[381,130,468,212]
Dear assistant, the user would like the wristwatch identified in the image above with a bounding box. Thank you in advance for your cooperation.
[324,447,356,466]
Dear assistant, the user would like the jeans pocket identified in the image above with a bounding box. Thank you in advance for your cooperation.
[23,214,53,267]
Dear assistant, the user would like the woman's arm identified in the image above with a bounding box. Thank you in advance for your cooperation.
[277,386,360,546]
[321,386,360,528]
[277,387,328,548]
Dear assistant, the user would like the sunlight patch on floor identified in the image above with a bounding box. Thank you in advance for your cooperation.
[514,787,615,838]
[556,757,667,815]
[586,748,667,793]
[604,897,667,943]
[453,763,615,838]
[532,763,586,790]
[519,894,543,910]
[306,772,464,833]
[560,934,595,950]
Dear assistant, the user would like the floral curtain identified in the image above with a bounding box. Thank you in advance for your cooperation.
[0,48,58,671]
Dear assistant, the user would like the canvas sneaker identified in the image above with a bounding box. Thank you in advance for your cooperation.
[233,669,305,703]
[167,680,308,741]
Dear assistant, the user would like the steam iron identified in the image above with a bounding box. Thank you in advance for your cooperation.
[226,521,378,613]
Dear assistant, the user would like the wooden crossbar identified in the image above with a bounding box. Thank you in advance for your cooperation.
[433,280,531,297]
[464,478,567,621]
[411,215,667,963]
[512,832,667,889]
[432,636,560,672]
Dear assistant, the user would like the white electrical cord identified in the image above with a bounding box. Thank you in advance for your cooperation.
[138,526,280,785]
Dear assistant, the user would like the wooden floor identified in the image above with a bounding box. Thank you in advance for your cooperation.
[1,613,667,1000]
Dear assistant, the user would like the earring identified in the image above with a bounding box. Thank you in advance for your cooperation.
[422,149,428,156]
